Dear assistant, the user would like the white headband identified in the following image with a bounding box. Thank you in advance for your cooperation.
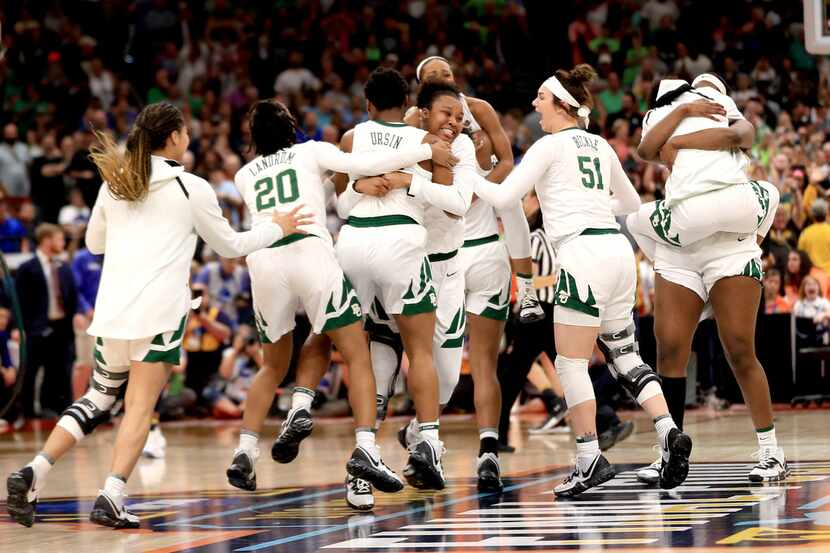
[416,56,448,83]
[542,75,591,126]
[692,73,727,95]
[656,79,688,101]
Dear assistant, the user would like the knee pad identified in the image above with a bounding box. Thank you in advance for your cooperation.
[434,345,462,405]
[554,355,593,407]
[370,337,404,420]
[599,322,662,403]
[58,362,129,441]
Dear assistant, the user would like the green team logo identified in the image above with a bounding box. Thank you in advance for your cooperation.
[751,181,770,228]
[649,200,682,247]
[555,268,599,317]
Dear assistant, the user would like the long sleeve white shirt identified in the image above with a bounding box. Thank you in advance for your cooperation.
[87,156,283,339]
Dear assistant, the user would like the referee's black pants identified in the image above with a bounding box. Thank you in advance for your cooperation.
[497,303,557,441]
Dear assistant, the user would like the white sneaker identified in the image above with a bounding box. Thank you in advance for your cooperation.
[636,453,662,485]
[345,475,374,511]
[749,447,789,482]
[553,454,615,498]
[142,427,167,459]
[518,291,545,324]
[346,445,404,493]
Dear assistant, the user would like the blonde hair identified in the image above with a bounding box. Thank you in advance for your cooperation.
[799,275,822,299]
[89,102,184,202]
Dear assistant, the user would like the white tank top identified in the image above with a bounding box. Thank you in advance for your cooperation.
[464,163,500,241]
[348,120,430,223]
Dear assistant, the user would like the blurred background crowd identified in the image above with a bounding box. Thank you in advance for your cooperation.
[0,0,827,428]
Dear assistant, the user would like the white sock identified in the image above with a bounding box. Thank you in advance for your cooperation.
[654,414,677,453]
[516,273,535,297]
[28,453,54,487]
[291,387,315,411]
[104,475,126,503]
[756,425,777,449]
[575,437,600,472]
[238,430,259,458]
[356,428,376,453]
[419,421,440,441]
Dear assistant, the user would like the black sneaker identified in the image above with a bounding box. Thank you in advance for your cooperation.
[271,408,314,463]
[476,452,503,492]
[660,428,692,489]
[346,446,404,493]
[529,399,569,435]
[6,467,37,527]
[227,449,257,491]
[497,442,516,454]
[403,439,446,490]
[89,490,140,529]
[598,420,635,451]
[553,454,615,498]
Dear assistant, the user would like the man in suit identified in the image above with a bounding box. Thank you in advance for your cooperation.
[16,223,84,418]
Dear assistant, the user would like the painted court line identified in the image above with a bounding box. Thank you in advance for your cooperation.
[233,473,567,551]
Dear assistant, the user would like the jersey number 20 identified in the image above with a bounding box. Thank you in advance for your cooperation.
[577,156,604,190]
[255,169,299,210]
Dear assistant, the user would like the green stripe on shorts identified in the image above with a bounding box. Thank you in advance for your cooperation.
[347,214,419,227]
[462,234,500,248]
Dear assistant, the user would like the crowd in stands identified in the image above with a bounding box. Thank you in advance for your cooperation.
[0,0,827,424]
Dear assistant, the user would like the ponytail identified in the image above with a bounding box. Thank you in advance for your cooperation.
[89,101,184,202]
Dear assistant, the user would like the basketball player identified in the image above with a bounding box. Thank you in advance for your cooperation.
[6,102,310,528]
[472,65,692,497]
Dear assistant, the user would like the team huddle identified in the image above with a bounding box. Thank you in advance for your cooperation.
[6,56,789,528]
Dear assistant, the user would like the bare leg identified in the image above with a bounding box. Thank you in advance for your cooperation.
[109,362,171,479]
[327,322,375,429]
[394,312,439,423]
[241,333,293,435]
[295,333,332,390]
[467,314,504,431]
[709,277,773,430]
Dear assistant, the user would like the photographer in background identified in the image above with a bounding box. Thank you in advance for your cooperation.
[183,282,233,413]
[204,328,262,419]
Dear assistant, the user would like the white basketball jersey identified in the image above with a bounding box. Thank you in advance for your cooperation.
[643,88,749,207]
[463,163,500,240]
[236,142,332,246]
[348,120,430,223]
[533,129,620,246]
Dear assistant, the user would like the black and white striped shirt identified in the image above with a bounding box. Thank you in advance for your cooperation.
[530,228,557,304]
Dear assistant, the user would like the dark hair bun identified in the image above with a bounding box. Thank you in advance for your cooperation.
[569,64,598,85]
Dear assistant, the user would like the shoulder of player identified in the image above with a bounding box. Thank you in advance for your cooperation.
[340,129,355,152]
[178,171,216,200]
[451,132,475,154]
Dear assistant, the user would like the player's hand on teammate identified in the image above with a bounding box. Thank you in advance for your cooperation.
[427,139,459,168]
[680,99,726,121]
[355,176,394,197]
[381,171,412,191]
[272,205,314,235]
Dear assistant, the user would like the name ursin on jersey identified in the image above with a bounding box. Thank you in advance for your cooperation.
[571,134,599,151]
[246,150,296,178]
[370,131,404,149]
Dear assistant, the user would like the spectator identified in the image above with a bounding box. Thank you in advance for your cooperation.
[0,307,16,426]
[0,202,29,254]
[794,276,830,325]
[0,123,32,197]
[65,130,102,208]
[29,132,72,224]
[641,0,679,31]
[15,224,82,418]
[274,51,321,96]
[205,329,262,418]
[193,257,248,323]
[763,269,792,314]
[764,206,799,273]
[58,188,91,236]
[86,57,115,109]
[183,282,234,408]
[598,72,624,118]
[798,199,830,274]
